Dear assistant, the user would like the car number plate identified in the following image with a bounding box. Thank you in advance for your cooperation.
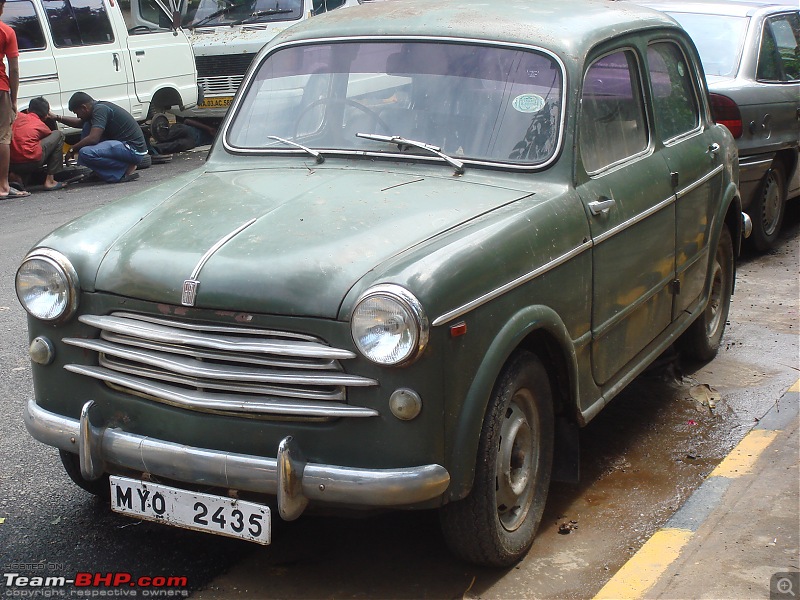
[198,96,233,109]
[110,476,270,544]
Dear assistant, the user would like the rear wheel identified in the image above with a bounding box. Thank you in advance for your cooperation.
[678,225,734,362]
[750,162,786,252]
[439,350,554,567]
[59,450,110,499]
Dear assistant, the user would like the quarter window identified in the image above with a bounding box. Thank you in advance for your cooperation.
[647,42,700,142]
[43,0,115,48]
[1,0,46,51]
[580,50,648,173]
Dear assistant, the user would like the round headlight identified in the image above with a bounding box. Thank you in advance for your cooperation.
[15,249,79,322]
[351,285,429,366]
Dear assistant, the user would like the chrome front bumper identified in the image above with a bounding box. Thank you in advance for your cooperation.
[24,399,450,520]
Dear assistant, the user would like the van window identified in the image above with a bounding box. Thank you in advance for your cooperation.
[42,0,115,47]
[1,0,46,51]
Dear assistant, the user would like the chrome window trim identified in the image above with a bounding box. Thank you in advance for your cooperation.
[221,35,568,172]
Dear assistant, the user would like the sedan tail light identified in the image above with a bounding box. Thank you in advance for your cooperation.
[709,93,743,139]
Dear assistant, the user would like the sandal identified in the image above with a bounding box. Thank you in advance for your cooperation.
[1,187,32,199]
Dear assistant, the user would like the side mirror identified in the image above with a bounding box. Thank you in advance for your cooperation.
[172,10,181,30]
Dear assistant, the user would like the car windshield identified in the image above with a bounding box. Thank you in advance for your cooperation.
[187,0,302,28]
[667,12,749,77]
[226,40,565,168]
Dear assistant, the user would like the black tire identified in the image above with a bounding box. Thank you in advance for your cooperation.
[59,450,110,499]
[678,225,734,362]
[439,350,554,567]
[750,162,786,252]
[138,154,152,170]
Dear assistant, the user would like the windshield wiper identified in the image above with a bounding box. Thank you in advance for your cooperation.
[188,1,236,28]
[266,135,325,164]
[356,133,464,175]
[231,8,292,25]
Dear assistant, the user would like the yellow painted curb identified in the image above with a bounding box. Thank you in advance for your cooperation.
[593,528,693,600]
[710,429,779,478]
[789,379,800,394]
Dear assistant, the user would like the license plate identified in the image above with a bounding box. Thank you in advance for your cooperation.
[110,476,270,544]
[198,96,233,109]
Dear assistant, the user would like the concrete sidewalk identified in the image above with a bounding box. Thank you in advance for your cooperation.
[595,380,799,600]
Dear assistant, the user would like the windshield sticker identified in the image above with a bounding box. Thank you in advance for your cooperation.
[512,94,545,113]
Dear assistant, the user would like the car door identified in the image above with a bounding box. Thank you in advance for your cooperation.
[3,0,61,112]
[646,39,724,317]
[576,47,676,387]
[42,0,132,115]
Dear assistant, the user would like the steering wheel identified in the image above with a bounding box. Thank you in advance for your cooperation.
[293,98,391,138]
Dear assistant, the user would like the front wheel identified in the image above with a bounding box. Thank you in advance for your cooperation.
[678,224,734,362]
[439,350,554,567]
[59,450,110,499]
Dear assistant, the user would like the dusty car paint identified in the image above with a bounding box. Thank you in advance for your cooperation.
[17,0,742,566]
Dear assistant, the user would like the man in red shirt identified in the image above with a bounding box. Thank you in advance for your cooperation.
[10,96,65,190]
[0,0,29,199]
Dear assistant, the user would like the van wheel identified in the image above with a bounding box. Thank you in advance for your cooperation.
[439,350,554,567]
[750,162,786,252]
[59,450,110,499]
[678,225,733,362]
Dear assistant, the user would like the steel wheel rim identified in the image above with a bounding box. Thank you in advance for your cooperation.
[705,250,724,337]
[496,389,539,532]
[761,175,781,237]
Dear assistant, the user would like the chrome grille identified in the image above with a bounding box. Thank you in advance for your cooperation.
[199,74,245,97]
[64,313,378,421]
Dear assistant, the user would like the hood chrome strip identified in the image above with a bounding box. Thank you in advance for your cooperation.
[182,218,257,306]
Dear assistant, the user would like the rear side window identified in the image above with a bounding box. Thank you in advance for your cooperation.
[580,50,648,173]
[647,41,700,142]
[758,12,800,82]
[43,0,114,48]
[1,0,46,51]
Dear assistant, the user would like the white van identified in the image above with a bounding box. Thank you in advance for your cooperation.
[2,0,198,132]
[130,0,364,120]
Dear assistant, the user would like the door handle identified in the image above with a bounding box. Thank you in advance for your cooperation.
[707,143,720,157]
[112,53,120,71]
[135,50,145,56]
[588,197,616,216]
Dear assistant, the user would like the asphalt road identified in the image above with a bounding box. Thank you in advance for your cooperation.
[0,154,797,599]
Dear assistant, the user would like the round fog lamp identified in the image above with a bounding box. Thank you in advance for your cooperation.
[29,336,55,365]
[389,388,422,420]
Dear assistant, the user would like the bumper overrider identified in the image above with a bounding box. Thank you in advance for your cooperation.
[24,399,451,520]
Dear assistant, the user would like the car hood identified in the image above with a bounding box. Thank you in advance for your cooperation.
[93,166,530,318]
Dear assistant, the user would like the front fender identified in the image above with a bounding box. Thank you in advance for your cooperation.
[445,305,579,500]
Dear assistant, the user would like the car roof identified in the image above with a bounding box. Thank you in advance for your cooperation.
[274,0,681,59]
[634,0,798,18]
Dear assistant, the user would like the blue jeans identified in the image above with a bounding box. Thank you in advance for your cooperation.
[77,124,144,182]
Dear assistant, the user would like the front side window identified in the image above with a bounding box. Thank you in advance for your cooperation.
[187,0,302,28]
[647,42,700,142]
[227,40,565,168]
[43,0,114,47]
[1,0,46,51]
[312,0,347,15]
[580,50,648,173]
[758,12,800,82]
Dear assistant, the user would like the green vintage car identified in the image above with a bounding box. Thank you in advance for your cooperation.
[17,0,745,567]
